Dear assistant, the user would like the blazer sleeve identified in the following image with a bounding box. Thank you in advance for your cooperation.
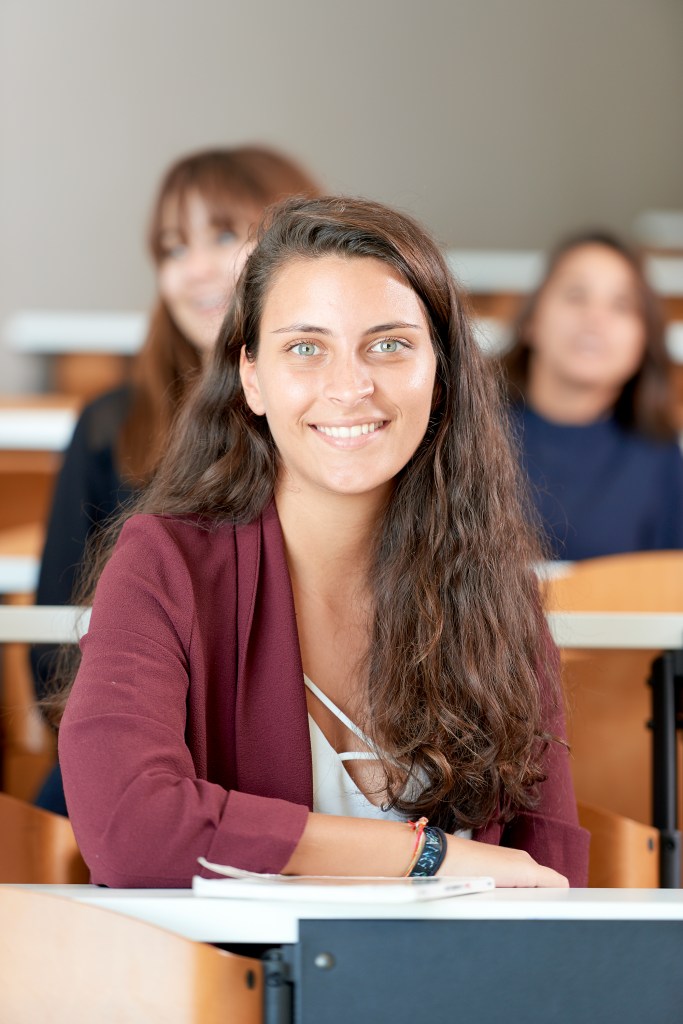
[499,634,590,887]
[58,515,309,888]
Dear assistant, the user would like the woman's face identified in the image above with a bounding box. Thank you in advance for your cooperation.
[157,191,254,354]
[527,244,647,395]
[240,255,437,502]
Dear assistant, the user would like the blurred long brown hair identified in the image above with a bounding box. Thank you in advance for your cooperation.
[501,230,676,440]
[118,146,320,483]
[53,196,558,832]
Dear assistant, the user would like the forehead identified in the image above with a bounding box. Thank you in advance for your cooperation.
[260,255,427,326]
[159,191,213,231]
[551,244,638,290]
[158,186,258,237]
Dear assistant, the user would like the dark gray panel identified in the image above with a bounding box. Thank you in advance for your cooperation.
[295,919,683,1024]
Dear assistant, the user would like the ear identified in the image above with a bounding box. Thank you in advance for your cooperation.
[239,346,266,416]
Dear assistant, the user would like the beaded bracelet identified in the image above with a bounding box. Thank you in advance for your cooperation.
[409,826,447,877]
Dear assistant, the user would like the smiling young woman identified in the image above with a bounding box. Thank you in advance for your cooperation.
[54,196,588,888]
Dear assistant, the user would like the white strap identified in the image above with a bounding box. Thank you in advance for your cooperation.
[307,715,379,762]
[304,674,376,751]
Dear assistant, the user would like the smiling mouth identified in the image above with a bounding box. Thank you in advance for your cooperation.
[313,421,388,438]
[191,296,227,312]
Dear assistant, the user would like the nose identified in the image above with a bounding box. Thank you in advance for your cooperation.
[183,244,221,282]
[323,352,374,405]
[583,298,611,331]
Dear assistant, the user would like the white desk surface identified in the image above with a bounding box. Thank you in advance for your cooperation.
[0,407,76,451]
[0,604,90,641]
[1,604,683,650]
[0,555,38,594]
[547,610,683,650]
[6,886,683,944]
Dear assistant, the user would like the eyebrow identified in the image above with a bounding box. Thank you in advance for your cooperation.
[271,321,424,336]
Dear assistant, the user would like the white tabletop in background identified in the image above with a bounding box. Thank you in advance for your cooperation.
[1,604,683,651]
[6,886,683,944]
[547,610,683,650]
[3,311,148,355]
[0,408,76,451]
[0,555,39,594]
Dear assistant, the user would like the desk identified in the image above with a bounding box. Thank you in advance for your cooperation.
[6,884,682,943]
[0,405,77,451]
[5,886,683,1023]
[0,523,43,595]
[0,396,80,530]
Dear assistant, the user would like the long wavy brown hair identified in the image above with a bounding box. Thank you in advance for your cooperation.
[54,196,556,831]
[501,230,676,440]
[118,146,320,483]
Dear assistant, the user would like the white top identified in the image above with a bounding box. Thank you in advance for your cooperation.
[305,674,471,840]
[305,674,409,821]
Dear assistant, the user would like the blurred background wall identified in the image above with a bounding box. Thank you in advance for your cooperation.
[1,0,682,390]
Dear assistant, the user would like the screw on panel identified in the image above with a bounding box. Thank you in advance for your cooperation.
[314,952,336,970]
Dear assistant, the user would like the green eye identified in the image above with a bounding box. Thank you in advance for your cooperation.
[375,339,400,353]
[293,342,319,356]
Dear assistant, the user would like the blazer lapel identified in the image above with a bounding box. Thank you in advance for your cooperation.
[234,503,314,808]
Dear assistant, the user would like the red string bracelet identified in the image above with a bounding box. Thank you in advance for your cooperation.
[403,816,429,877]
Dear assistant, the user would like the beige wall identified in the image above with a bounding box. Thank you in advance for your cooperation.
[1,0,682,390]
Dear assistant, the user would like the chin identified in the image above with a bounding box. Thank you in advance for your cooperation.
[188,329,218,354]
[321,476,392,499]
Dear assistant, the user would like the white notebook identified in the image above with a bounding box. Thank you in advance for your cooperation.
[193,858,494,903]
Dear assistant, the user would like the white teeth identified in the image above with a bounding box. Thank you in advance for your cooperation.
[316,422,384,438]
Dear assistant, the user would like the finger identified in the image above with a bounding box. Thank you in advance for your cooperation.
[534,864,569,887]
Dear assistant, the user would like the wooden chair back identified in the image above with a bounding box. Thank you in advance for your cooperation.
[0,792,88,883]
[0,524,57,801]
[545,550,683,613]
[0,887,263,1023]
[545,552,683,825]
[579,802,659,887]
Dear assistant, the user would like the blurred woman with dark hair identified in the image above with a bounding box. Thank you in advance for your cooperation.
[33,146,319,813]
[501,231,683,561]
[55,196,587,887]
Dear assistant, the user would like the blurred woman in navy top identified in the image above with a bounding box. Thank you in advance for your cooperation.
[501,231,683,560]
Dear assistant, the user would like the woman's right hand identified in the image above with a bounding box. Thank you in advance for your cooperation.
[439,835,568,887]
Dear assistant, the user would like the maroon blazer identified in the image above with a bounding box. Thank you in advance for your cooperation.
[59,504,589,888]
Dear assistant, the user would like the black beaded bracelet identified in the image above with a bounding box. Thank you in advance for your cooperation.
[409,826,447,877]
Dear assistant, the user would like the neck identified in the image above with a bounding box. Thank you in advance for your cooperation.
[526,362,618,425]
[275,479,387,600]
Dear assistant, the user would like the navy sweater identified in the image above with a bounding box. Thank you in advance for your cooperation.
[32,386,136,815]
[510,403,683,561]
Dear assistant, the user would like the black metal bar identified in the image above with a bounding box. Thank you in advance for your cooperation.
[649,652,681,888]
